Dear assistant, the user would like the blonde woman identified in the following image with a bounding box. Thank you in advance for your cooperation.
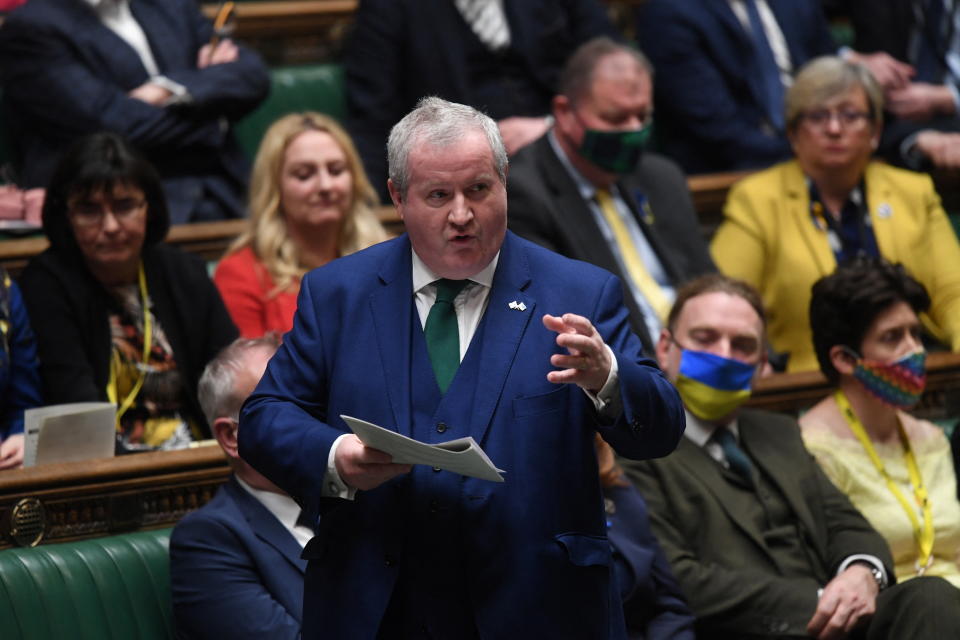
[215,112,389,337]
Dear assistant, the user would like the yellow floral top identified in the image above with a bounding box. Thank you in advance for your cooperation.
[802,414,960,587]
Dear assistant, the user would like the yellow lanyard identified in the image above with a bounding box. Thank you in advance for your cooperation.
[106,262,152,429]
[835,390,935,574]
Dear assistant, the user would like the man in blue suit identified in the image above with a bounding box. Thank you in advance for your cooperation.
[239,97,685,639]
[0,0,269,223]
[635,0,911,174]
[171,337,307,640]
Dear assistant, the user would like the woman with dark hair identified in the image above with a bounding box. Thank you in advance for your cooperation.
[19,132,238,453]
[800,259,960,587]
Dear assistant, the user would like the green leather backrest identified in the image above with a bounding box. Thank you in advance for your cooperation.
[0,528,173,640]
[233,62,347,159]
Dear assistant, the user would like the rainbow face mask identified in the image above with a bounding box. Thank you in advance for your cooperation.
[849,349,927,409]
[674,349,756,421]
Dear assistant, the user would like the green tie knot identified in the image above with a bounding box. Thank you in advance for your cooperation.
[435,279,468,304]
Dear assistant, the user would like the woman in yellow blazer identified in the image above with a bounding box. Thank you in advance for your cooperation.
[712,57,960,372]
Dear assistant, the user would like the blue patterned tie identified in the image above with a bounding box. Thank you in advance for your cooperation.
[424,279,469,393]
[743,0,785,131]
[712,427,755,487]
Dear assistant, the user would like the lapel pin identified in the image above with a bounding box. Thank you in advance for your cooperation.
[508,301,526,311]
[877,203,892,219]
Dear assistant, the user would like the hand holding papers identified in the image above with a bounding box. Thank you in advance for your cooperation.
[341,415,505,483]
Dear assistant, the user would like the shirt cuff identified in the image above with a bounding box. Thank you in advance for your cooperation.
[582,344,621,417]
[322,433,357,500]
[899,131,926,170]
[150,75,191,106]
[838,554,889,590]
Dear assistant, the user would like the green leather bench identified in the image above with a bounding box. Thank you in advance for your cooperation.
[0,528,174,640]
[234,62,347,159]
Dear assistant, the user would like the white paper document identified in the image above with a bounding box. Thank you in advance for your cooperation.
[341,415,505,483]
[23,402,116,467]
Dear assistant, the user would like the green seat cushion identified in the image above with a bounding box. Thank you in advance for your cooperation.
[0,528,173,640]
[234,62,347,159]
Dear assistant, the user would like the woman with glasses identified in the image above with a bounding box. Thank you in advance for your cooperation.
[214,112,388,338]
[801,259,960,587]
[711,56,960,372]
[19,133,238,453]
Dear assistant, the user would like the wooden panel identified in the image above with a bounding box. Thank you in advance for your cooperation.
[0,444,230,548]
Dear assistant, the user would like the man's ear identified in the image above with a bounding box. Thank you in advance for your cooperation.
[212,417,240,460]
[830,345,857,376]
[655,328,673,371]
[387,178,403,214]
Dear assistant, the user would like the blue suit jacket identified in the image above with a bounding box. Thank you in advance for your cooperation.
[344,0,617,198]
[636,0,836,173]
[170,476,305,640]
[239,232,685,639]
[0,0,270,222]
[606,484,695,640]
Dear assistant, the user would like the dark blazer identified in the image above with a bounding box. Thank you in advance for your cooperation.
[170,476,305,640]
[18,244,238,437]
[621,409,893,639]
[635,0,836,173]
[507,134,715,351]
[0,0,270,222]
[606,483,696,640]
[239,232,685,639]
[344,0,617,198]
[819,0,960,168]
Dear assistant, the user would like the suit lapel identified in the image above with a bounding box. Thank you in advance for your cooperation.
[616,175,683,283]
[225,479,306,574]
[673,437,772,557]
[704,0,770,111]
[738,415,820,554]
[129,0,181,73]
[370,236,415,436]
[864,163,898,262]
[467,233,535,445]
[785,161,835,277]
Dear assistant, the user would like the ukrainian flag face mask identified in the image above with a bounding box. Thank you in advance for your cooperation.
[674,348,757,421]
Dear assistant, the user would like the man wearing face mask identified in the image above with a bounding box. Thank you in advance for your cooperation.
[508,37,714,353]
[620,273,960,639]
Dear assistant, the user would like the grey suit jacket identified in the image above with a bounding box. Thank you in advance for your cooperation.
[620,409,893,639]
[507,134,714,351]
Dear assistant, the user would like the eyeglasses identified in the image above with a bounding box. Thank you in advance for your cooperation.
[797,109,872,131]
[68,198,146,227]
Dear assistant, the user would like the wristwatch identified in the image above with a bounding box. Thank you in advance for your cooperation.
[852,560,888,591]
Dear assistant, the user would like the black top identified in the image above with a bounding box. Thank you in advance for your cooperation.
[18,243,238,437]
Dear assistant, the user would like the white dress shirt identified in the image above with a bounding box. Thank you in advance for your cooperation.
[235,475,315,549]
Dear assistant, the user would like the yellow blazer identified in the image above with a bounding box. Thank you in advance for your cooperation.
[711,160,960,372]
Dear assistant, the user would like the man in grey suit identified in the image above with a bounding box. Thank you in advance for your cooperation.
[507,37,714,352]
[621,273,960,639]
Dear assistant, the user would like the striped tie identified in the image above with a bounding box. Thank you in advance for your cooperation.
[454,0,511,51]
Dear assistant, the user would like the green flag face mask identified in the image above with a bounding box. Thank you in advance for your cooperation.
[577,124,652,174]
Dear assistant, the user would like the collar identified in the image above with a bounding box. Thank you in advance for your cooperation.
[410,248,499,294]
[548,130,604,202]
[682,409,741,446]
[234,475,303,533]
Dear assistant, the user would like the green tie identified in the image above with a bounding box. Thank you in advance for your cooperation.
[424,279,469,393]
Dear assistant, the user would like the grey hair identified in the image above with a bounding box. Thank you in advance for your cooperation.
[558,37,655,105]
[197,335,280,426]
[786,56,884,133]
[386,96,508,197]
